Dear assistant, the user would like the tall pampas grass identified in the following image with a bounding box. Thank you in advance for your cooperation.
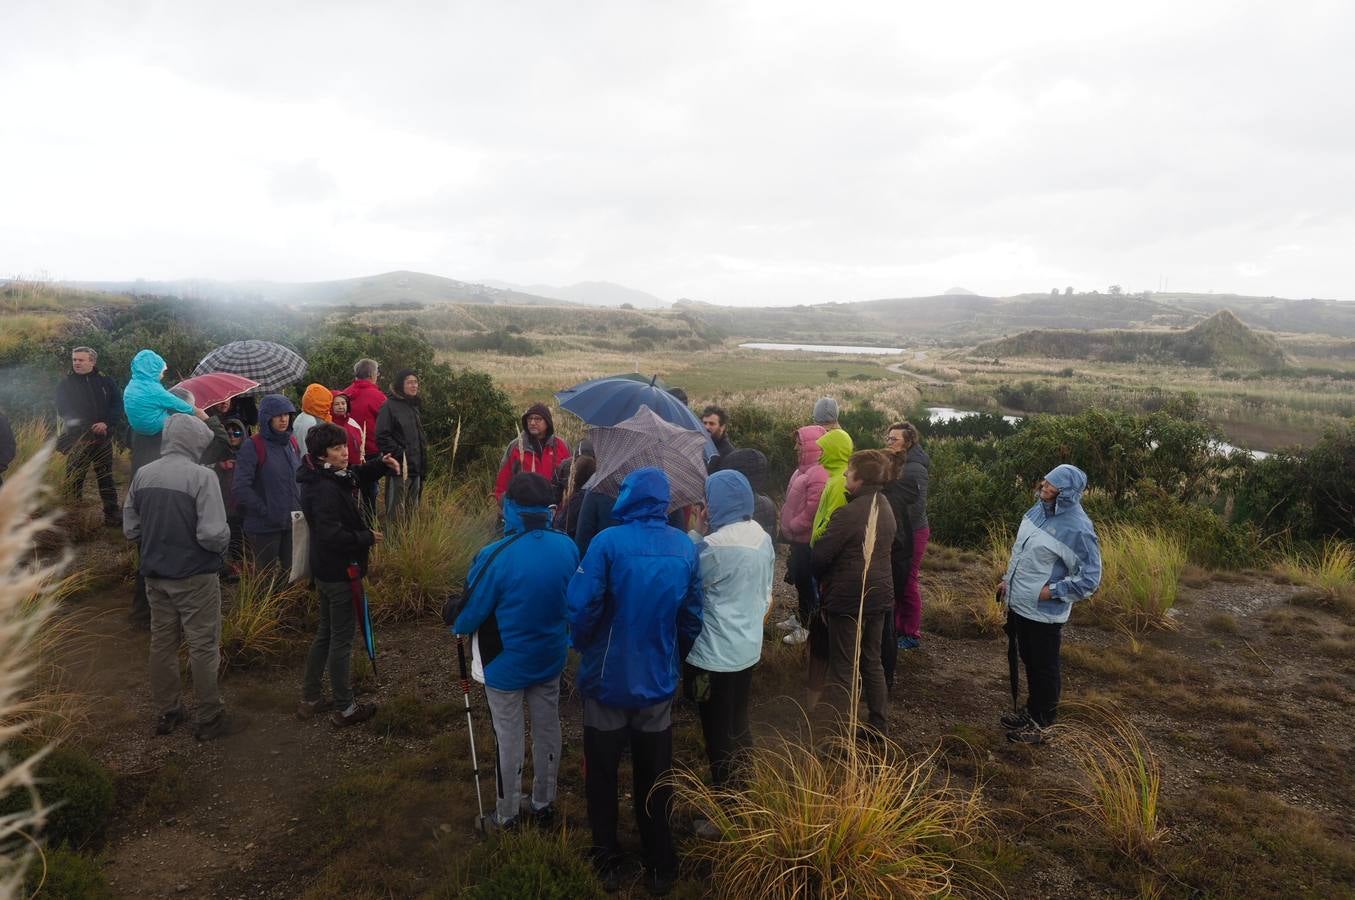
[847,493,884,734]
[0,446,68,895]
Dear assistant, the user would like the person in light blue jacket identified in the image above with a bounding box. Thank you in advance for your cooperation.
[997,464,1102,743]
[685,470,773,793]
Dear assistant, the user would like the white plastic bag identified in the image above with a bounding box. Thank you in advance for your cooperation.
[289,510,310,583]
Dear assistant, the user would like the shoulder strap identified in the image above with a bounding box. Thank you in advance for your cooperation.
[290,435,300,456]
[460,530,532,606]
[252,433,267,470]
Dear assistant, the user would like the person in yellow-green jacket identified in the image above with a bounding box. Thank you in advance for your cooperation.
[805,424,853,710]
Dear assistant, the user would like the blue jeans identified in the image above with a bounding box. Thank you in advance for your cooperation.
[302,579,356,710]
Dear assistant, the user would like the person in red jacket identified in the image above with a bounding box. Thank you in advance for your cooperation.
[494,403,570,504]
[341,358,387,515]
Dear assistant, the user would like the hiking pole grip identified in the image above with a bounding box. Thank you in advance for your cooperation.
[456,634,471,695]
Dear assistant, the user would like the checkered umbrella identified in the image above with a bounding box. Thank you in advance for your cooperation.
[192,340,307,393]
[585,406,708,512]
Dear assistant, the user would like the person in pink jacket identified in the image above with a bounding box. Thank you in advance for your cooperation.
[776,425,829,645]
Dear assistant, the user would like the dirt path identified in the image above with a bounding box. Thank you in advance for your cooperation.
[886,360,949,386]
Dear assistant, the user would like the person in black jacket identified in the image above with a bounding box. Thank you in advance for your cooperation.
[56,347,125,525]
[296,423,400,728]
[0,409,15,488]
[714,448,777,541]
[375,369,427,521]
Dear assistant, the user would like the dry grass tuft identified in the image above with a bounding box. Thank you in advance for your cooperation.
[1090,526,1187,633]
[220,565,309,669]
[1057,704,1166,860]
[670,735,994,899]
[0,446,68,891]
[922,588,1006,639]
[1280,542,1355,622]
[368,480,497,622]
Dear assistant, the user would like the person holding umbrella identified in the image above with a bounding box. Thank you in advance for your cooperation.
[296,423,400,727]
[452,472,579,829]
[234,394,303,580]
[567,466,703,895]
[56,346,125,527]
[997,465,1102,745]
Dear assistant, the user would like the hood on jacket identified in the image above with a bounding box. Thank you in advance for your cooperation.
[796,425,827,469]
[1043,464,1087,514]
[521,402,555,440]
[612,467,670,523]
[718,448,769,493]
[330,390,352,422]
[503,497,553,534]
[908,444,931,471]
[706,470,753,530]
[161,414,214,461]
[258,394,297,436]
[390,369,419,401]
[301,384,333,421]
[130,349,168,382]
[816,428,854,476]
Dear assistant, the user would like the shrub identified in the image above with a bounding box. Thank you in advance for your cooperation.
[220,566,308,669]
[447,330,542,356]
[367,480,497,622]
[721,402,800,493]
[446,827,607,899]
[1058,705,1165,860]
[0,743,114,849]
[1279,541,1355,596]
[671,737,993,899]
[1089,526,1186,633]
[836,402,889,449]
[926,450,1027,549]
[24,847,114,899]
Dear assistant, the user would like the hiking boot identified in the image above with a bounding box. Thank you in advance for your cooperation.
[896,635,921,651]
[1000,707,1034,730]
[1006,723,1047,745]
[529,803,557,829]
[645,867,678,896]
[295,698,328,720]
[194,712,249,742]
[782,625,809,645]
[774,616,800,632]
[330,702,378,728]
[154,706,185,736]
[486,812,520,832]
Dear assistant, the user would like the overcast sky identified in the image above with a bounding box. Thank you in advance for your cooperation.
[3,1,1353,306]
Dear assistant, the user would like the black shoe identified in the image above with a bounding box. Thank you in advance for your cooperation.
[154,706,185,736]
[855,725,887,748]
[1000,707,1034,730]
[645,867,677,896]
[1006,723,1047,745]
[194,712,249,742]
[529,803,557,829]
[330,702,378,728]
[590,849,623,894]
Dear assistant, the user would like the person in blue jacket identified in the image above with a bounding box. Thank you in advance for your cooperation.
[233,393,303,579]
[685,470,773,806]
[997,464,1102,744]
[567,467,703,895]
[452,472,579,830]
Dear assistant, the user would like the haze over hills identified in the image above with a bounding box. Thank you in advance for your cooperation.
[479,279,670,309]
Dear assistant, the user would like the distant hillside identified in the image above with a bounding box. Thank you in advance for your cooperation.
[978,310,1289,369]
[61,271,569,308]
[483,279,669,309]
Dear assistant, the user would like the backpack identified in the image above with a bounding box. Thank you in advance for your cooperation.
[252,432,300,472]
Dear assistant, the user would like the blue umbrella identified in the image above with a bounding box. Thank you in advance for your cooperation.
[556,375,716,459]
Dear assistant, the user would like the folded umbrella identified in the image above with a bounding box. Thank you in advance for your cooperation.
[346,564,378,677]
[585,406,708,512]
[170,372,259,410]
[193,340,307,394]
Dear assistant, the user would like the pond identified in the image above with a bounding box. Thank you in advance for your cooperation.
[738,342,906,356]
[923,407,1272,460]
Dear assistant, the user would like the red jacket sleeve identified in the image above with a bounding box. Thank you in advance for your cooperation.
[494,446,518,502]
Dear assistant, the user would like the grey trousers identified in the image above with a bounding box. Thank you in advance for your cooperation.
[484,678,562,824]
[823,611,889,734]
[301,579,357,710]
[146,572,224,725]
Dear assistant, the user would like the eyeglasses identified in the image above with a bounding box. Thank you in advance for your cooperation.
[227,430,245,438]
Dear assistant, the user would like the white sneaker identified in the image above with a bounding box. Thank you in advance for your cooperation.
[775,616,800,632]
[783,626,809,645]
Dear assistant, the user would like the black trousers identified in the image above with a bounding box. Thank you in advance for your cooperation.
[584,719,677,875]
[787,542,816,626]
[66,439,118,516]
[686,663,754,789]
[129,430,161,624]
[1011,611,1063,727]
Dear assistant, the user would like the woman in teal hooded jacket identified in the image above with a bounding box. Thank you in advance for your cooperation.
[123,349,200,475]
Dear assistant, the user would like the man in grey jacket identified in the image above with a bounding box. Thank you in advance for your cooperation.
[124,414,243,741]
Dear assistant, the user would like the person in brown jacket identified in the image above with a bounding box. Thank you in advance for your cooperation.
[810,449,897,743]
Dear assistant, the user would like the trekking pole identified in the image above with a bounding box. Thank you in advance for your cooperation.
[456,635,487,834]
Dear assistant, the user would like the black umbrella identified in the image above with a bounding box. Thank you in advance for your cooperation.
[1001,598,1020,714]
[192,340,307,394]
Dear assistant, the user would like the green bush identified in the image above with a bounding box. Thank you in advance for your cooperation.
[722,402,800,494]
[1232,424,1355,542]
[446,330,542,356]
[0,743,115,848]
[438,828,607,899]
[927,450,1028,548]
[25,848,115,900]
[837,402,889,449]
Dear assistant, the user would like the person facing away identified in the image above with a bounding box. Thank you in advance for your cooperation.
[56,345,125,526]
[812,396,840,431]
[123,414,241,741]
[341,358,387,460]
[810,449,897,743]
[494,403,570,503]
[210,416,248,575]
[776,425,828,645]
[233,393,302,577]
[292,383,334,451]
[810,427,855,543]
[998,464,1101,744]
[296,423,400,728]
[453,472,580,830]
[566,467,703,894]
[554,454,596,537]
[714,448,776,541]
[375,369,427,520]
[685,470,773,800]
